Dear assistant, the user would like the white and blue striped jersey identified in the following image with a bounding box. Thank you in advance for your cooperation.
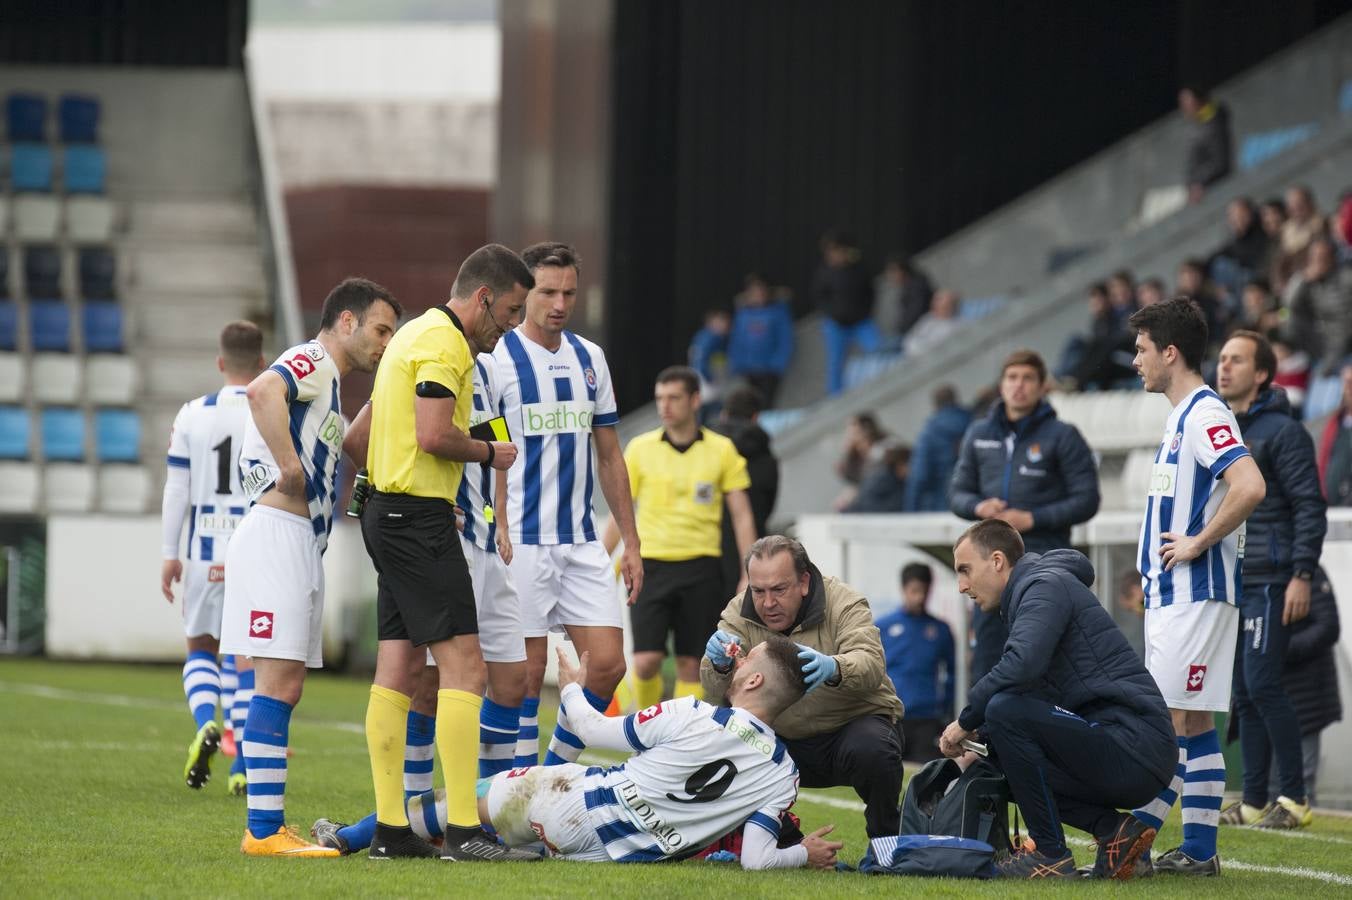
[569,690,800,862]
[1138,385,1251,608]
[492,330,620,545]
[164,385,251,563]
[456,354,505,551]
[238,340,345,552]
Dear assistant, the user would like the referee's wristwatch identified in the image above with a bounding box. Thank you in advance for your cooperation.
[1294,569,1314,582]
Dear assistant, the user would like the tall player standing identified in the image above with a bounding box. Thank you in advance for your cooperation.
[220,278,400,857]
[492,242,643,766]
[1126,298,1265,876]
[161,321,264,794]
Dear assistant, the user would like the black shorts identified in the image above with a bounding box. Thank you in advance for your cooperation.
[360,491,477,646]
[630,556,725,657]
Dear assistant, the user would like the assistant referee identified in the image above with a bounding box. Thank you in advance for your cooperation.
[353,244,534,861]
[605,365,756,707]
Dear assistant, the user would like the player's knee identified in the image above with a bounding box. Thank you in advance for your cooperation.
[632,652,663,680]
[984,691,1020,728]
[586,653,627,694]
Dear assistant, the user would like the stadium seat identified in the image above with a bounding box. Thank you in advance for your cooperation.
[78,247,115,298]
[843,351,902,391]
[29,301,71,352]
[1238,123,1320,172]
[62,145,106,194]
[957,296,1009,321]
[0,352,24,402]
[31,353,82,403]
[58,94,100,143]
[40,406,85,461]
[12,194,60,242]
[95,408,141,462]
[24,245,62,298]
[82,301,124,352]
[98,463,150,513]
[0,300,17,350]
[757,407,807,436]
[85,354,138,405]
[6,93,47,141]
[44,463,95,512]
[66,196,115,243]
[0,195,9,237]
[1304,376,1342,421]
[10,143,54,192]
[0,462,39,512]
[0,405,31,458]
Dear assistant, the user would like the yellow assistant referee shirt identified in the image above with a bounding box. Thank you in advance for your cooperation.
[367,306,474,498]
[625,426,751,561]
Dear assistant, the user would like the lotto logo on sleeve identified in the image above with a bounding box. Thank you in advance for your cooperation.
[284,353,316,379]
[1206,425,1239,451]
[637,704,664,724]
[1186,664,1207,692]
[249,610,275,640]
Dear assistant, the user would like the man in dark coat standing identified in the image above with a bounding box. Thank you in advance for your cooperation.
[711,385,780,597]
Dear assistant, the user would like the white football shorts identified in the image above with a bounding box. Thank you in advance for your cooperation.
[181,559,227,639]
[513,540,622,637]
[485,764,609,861]
[220,505,325,668]
[1143,599,1238,711]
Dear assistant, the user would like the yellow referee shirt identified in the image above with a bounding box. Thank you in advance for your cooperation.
[625,427,750,561]
[367,306,474,498]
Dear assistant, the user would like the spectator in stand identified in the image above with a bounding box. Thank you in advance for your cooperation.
[1138,277,1167,308]
[1283,238,1352,376]
[949,349,1100,685]
[1259,197,1286,240]
[727,274,795,407]
[1177,257,1227,347]
[1179,85,1232,203]
[711,386,780,598]
[843,441,911,514]
[1106,270,1138,325]
[1055,282,1111,384]
[689,309,731,420]
[1063,281,1136,391]
[1275,569,1341,805]
[1210,198,1272,308]
[1235,278,1279,335]
[872,254,933,349]
[903,385,973,512]
[903,289,962,357]
[813,230,879,395]
[875,563,954,762]
[1271,337,1312,415]
[1277,185,1328,286]
[832,413,886,511]
[1317,359,1352,505]
[1334,190,1352,263]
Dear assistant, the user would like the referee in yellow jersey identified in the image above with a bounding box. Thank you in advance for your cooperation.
[351,244,538,861]
[605,366,757,707]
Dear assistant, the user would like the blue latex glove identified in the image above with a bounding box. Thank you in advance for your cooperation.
[796,644,838,692]
[705,629,742,669]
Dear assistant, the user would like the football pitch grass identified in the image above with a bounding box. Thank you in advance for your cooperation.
[3,658,1351,898]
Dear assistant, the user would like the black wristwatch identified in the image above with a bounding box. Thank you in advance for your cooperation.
[1295,570,1314,582]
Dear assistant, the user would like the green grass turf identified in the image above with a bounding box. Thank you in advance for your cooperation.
[2,657,1351,897]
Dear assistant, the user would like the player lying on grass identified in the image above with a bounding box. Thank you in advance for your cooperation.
[315,636,841,868]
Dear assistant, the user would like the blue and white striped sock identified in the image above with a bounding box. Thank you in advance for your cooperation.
[514,696,540,768]
[479,698,521,778]
[337,814,378,852]
[243,694,292,840]
[230,668,254,777]
[1180,730,1224,861]
[407,788,445,841]
[220,655,238,736]
[182,650,221,731]
[1133,736,1186,830]
[543,687,609,766]
[404,710,436,800]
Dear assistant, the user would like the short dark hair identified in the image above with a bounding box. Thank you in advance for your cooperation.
[901,562,932,587]
[320,277,402,330]
[521,241,581,273]
[1088,281,1108,300]
[1128,297,1208,373]
[954,519,1025,565]
[745,535,810,578]
[758,633,810,708]
[1228,329,1277,394]
[722,384,765,420]
[1001,349,1047,384]
[851,412,885,442]
[451,243,535,300]
[1109,269,1135,288]
[219,320,263,372]
[655,365,701,396]
[1179,257,1207,277]
[932,384,959,409]
[1243,277,1271,296]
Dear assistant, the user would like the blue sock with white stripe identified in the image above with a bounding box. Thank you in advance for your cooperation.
[514,696,540,768]
[1133,736,1186,831]
[404,710,436,799]
[220,655,238,736]
[337,814,378,852]
[544,687,609,766]
[408,789,445,841]
[182,651,221,732]
[1180,730,1224,861]
[479,698,521,778]
[230,668,254,777]
[243,694,292,840]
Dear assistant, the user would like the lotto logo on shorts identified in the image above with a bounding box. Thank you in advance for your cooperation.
[637,704,664,724]
[1186,664,1207,692]
[249,610,275,639]
[207,565,225,583]
[1206,425,1238,451]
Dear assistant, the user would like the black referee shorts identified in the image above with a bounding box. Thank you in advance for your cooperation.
[360,491,477,646]
[631,556,725,657]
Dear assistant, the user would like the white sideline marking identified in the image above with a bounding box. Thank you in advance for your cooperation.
[1066,836,1352,885]
[798,790,866,812]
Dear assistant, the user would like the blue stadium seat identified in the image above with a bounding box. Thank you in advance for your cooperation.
[30,301,72,352]
[41,407,85,461]
[10,143,53,192]
[0,406,30,459]
[83,301,123,352]
[24,245,62,298]
[95,408,140,462]
[79,247,116,298]
[843,351,903,391]
[0,301,16,351]
[58,94,100,143]
[6,93,47,141]
[62,145,106,194]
